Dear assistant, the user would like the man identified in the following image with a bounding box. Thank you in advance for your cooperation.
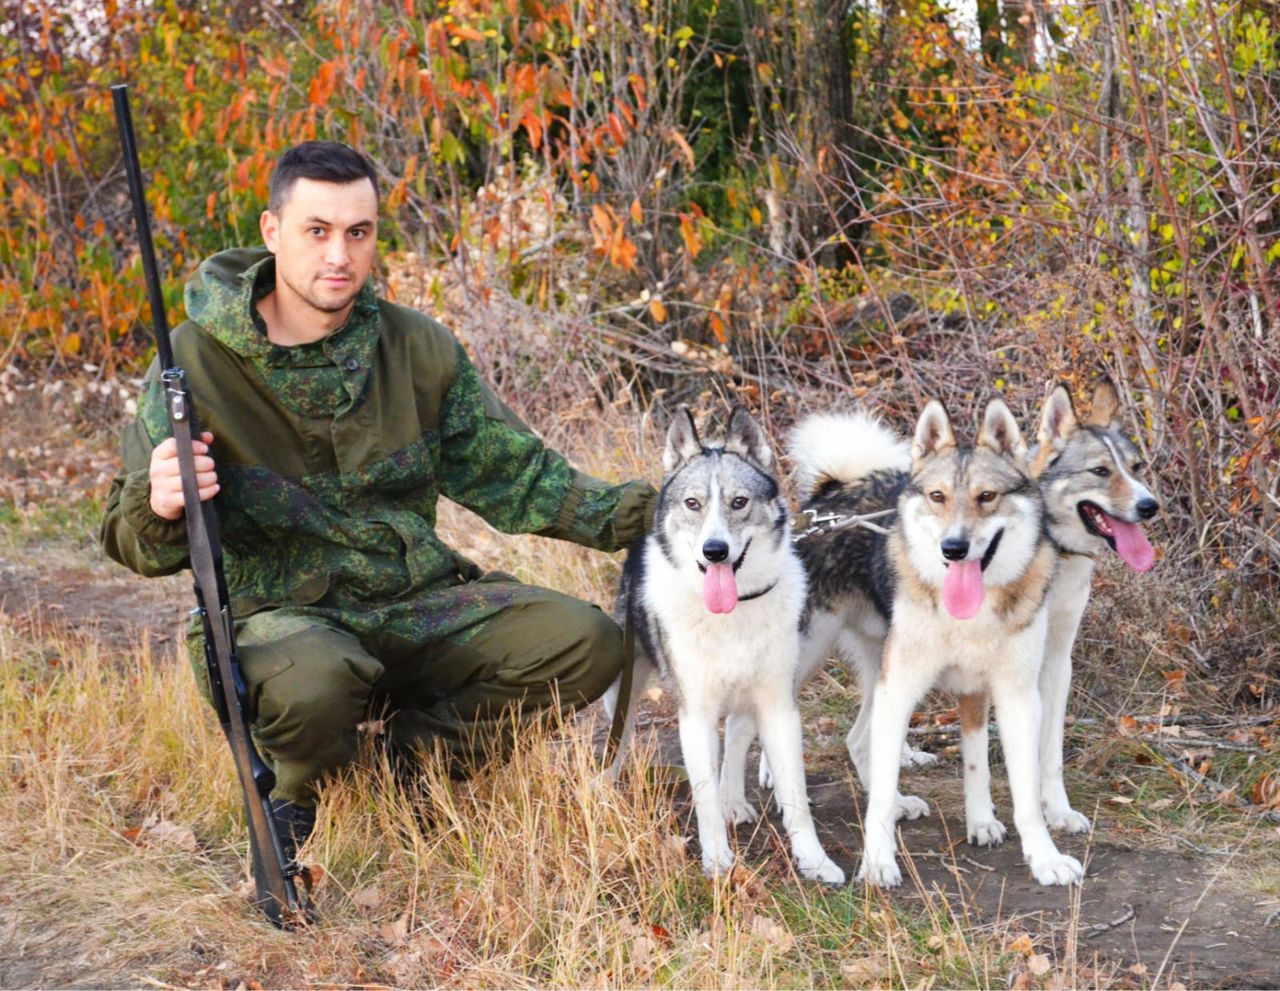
[100,141,654,860]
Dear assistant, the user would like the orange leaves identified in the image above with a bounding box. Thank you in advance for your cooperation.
[308,60,339,106]
[520,112,544,152]
[589,203,637,272]
[678,212,704,259]
[666,128,696,170]
[1252,772,1280,809]
[628,74,647,111]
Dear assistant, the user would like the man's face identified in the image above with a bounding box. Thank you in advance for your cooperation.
[260,176,378,319]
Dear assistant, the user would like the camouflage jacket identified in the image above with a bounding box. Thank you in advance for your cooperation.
[100,248,654,644]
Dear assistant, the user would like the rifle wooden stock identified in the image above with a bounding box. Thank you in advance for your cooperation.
[111,83,306,928]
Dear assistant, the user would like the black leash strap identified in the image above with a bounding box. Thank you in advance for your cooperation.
[602,593,635,770]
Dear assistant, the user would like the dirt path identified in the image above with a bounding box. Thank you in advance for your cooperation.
[618,709,1280,989]
[0,544,187,653]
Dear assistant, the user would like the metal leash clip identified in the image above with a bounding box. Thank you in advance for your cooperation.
[792,507,895,542]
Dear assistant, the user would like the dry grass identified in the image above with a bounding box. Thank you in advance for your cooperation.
[1,615,1053,990]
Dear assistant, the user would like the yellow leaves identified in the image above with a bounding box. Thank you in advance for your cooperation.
[648,298,667,323]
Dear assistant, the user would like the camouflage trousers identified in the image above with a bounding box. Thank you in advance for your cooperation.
[222,576,622,807]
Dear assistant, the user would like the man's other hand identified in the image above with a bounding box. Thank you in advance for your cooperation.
[149,431,219,520]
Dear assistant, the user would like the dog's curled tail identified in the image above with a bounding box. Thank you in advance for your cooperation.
[789,411,911,499]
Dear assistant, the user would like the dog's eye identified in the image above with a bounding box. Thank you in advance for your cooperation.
[977,490,997,504]
[730,496,749,510]
[1090,466,1111,478]
[684,497,702,511]
[929,491,945,504]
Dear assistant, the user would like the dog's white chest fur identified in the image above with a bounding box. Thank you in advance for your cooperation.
[642,539,806,713]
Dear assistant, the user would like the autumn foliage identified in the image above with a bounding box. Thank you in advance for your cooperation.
[3,0,1277,592]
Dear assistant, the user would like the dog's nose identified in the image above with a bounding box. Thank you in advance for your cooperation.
[702,539,730,563]
[1136,498,1159,520]
[940,538,969,562]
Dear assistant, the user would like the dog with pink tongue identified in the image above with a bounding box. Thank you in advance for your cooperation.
[602,406,845,884]
[1027,378,1160,834]
[859,397,1085,889]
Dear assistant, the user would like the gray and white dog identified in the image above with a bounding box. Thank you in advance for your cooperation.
[603,406,844,883]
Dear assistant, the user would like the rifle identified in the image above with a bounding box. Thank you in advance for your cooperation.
[111,84,307,928]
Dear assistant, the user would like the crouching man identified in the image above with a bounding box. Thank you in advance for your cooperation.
[100,140,654,862]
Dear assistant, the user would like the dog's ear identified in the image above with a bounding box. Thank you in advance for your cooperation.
[912,400,956,467]
[722,405,773,468]
[663,405,704,472]
[977,397,1028,461]
[1030,383,1079,476]
[1086,376,1121,427]
[1037,384,1079,450]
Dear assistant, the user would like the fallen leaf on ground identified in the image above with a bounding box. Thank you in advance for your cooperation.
[376,911,411,945]
[749,913,795,953]
[1006,933,1034,956]
[1027,953,1052,976]
[629,934,657,977]
[139,814,197,851]
[840,956,885,982]
[729,863,766,903]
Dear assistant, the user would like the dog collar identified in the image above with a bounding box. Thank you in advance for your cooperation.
[738,580,778,602]
[980,528,1004,571]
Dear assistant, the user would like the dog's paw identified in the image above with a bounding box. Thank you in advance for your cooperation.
[799,856,846,885]
[721,796,759,825]
[967,816,1008,847]
[701,846,737,877]
[857,857,902,889]
[1028,851,1084,886]
[894,794,931,821]
[900,745,938,769]
[1044,805,1092,834]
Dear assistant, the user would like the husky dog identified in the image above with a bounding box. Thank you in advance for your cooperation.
[603,406,844,883]
[1030,378,1159,832]
[787,399,1081,887]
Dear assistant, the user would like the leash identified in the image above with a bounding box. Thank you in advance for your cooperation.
[790,507,894,542]
[602,591,636,771]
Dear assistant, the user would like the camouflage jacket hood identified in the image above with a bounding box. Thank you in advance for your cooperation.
[101,248,653,643]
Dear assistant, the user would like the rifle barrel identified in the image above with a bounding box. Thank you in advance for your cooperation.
[110,84,174,370]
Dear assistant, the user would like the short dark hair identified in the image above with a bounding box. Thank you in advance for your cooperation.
[268,141,379,213]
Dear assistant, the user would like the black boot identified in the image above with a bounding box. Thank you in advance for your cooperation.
[269,798,316,867]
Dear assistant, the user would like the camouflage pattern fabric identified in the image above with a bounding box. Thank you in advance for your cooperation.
[100,247,655,649]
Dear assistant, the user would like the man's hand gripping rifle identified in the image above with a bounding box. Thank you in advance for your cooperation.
[111,84,307,928]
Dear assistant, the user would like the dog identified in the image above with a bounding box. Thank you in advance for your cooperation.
[603,405,844,883]
[1030,378,1159,832]
[783,398,1082,887]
